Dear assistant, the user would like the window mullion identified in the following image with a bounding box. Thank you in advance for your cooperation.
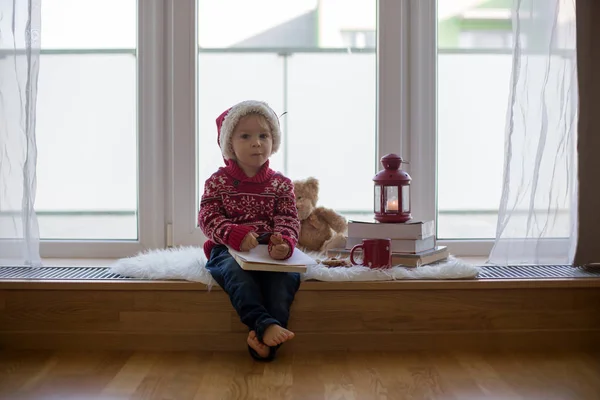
[379,0,437,225]
[377,0,408,165]
[138,0,167,250]
[408,0,437,225]
[167,0,204,247]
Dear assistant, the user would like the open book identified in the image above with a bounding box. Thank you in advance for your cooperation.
[228,245,315,273]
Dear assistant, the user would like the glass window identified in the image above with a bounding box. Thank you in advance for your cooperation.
[437,0,513,239]
[36,0,138,240]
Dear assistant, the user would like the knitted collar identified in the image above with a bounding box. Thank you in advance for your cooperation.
[223,159,275,183]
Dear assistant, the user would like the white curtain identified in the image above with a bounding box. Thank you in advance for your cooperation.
[489,0,578,265]
[0,0,42,266]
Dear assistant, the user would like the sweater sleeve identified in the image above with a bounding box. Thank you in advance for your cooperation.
[270,175,300,259]
[198,174,254,250]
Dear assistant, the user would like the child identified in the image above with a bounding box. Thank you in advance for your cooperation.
[198,100,301,361]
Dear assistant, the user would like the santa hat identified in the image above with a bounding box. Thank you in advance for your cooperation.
[216,100,282,161]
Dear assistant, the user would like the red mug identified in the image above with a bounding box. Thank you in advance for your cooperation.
[350,238,392,268]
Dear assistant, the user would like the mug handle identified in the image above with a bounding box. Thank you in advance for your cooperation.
[350,244,364,265]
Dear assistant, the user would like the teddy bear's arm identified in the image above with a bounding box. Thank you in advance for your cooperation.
[312,207,348,233]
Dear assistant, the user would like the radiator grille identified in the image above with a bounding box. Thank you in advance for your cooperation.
[0,264,599,280]
[477,264,599,279]
[0,266,130,280]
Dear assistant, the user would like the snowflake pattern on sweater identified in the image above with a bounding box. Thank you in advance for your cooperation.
[198,160,300,259]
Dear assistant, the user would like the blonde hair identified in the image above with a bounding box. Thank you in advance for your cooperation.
[237,112,273,134]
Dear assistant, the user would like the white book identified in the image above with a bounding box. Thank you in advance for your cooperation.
[228,245,315,273]
[348,220,435,240]
[346,235,436,254]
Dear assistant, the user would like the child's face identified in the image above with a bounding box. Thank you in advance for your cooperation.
[231,114,273,176]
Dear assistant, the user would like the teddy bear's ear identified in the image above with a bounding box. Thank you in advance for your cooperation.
[305,177,319,192]
[305,177,319,205]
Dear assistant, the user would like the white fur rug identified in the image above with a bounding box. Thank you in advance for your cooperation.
[109,246,480,284]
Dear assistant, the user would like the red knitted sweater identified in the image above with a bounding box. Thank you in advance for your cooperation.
[198,160,300,260]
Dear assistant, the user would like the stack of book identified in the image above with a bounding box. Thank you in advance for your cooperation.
[326,220,449,267]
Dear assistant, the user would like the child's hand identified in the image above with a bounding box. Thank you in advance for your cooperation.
[269,233,290,260]
[240,232,259,252]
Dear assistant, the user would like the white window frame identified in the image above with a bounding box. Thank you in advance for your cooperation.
[40,0,165,258]
[408,0,494,256]
[167,0,493,257]
[167,0,203,247]
[33,0,495,259]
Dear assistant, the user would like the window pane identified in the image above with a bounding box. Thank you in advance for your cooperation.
[197,0,376,222]
[437,0,512,239]
[36,1,137,240]
[42,0,136,49]
[286,53,376,217]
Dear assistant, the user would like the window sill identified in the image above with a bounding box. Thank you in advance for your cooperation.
[2,274,599,292]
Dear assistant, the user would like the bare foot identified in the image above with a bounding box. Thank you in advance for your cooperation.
[263,324,295,347]
[247,330,270,358]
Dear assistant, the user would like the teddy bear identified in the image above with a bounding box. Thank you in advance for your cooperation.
[293,177,348,253]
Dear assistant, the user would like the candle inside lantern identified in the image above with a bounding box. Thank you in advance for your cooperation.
[387,199,398,211]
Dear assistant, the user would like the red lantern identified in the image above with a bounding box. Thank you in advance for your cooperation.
[373,153,411,223]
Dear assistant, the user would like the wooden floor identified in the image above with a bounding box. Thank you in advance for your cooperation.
[1,350,599,399]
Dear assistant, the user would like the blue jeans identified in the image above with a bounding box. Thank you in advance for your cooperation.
[206,245,301,358]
